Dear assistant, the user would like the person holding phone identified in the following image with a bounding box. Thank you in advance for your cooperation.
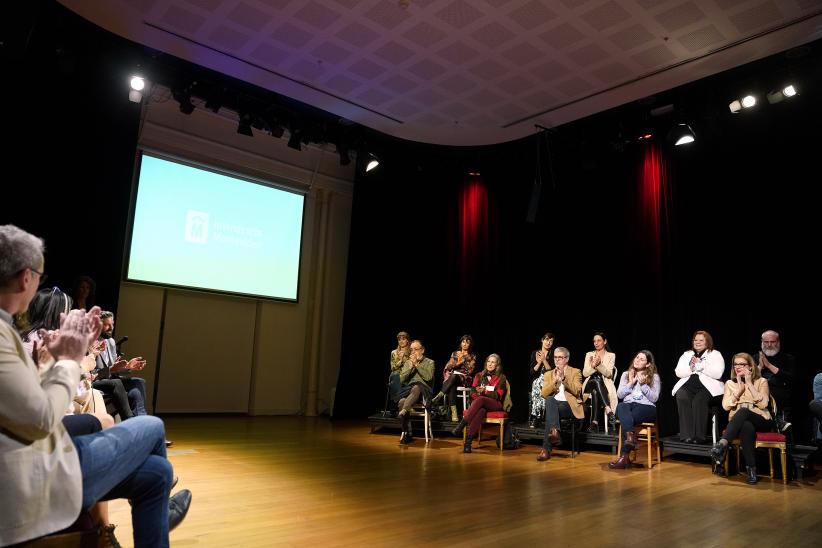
[710,352,773,484]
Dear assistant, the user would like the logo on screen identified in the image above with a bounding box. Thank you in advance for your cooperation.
[184,211,209,244]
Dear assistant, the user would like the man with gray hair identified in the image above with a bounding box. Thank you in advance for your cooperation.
[755,329,795,431]
[0,225,190,546]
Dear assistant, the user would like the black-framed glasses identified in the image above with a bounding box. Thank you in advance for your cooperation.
[555,355,568,360]
[29,267,48,286]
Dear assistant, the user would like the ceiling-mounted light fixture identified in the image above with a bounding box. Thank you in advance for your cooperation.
[669,123,696,146]
[741,95,757,109]
[128,75,145,103]
[365,154,380,172]
[236,112,253,137]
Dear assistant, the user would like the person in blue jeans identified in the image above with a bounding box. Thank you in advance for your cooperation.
[0,224,190,547]
[609,350,661,469]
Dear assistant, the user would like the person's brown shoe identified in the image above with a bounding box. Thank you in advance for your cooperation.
[549,428,561,446]
[608,454,632,469]
[536,448,551,461]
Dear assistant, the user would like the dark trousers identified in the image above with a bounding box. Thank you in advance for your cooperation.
[463,397,503,437]
[810,400,822,440]
[675,381,712,441]
[584,375,609,426]
[722,408,774,467]
[121,376,147,416]
[440,373,466,407]
[93,378,134,420]
[62,414,103,437]
[542,398,573,450]
[616,402,657,455]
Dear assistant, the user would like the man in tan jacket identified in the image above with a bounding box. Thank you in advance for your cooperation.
[0,225,190,546]
[537,347,584,461]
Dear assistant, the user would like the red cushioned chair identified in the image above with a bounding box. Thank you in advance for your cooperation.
[724,396,788,483]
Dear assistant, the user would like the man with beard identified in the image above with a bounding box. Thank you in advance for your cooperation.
[755,330,795,431]
[396,339,434,444]
[94,311,147,417]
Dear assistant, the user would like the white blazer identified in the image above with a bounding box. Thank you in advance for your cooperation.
[671,349,725,397]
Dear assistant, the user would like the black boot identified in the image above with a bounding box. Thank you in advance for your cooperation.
[746,466,758,484]
[451,418,468,437]
[463,435,473,453]
[710,441,728,473]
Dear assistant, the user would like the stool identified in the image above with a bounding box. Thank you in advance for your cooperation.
[617,422,661,469]
[456,386,472,414]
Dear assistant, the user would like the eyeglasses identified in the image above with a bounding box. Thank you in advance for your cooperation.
[555,355,568,360]
[29,267,48,286]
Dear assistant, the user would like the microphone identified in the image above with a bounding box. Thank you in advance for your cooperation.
[116,336,128,354]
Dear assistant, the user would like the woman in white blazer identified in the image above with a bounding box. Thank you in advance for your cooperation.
[671,330,725,443]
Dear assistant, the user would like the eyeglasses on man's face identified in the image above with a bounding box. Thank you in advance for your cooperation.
[29,267,48,286]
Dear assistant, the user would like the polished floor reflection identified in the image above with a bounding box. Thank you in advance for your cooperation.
[108,416,820,547]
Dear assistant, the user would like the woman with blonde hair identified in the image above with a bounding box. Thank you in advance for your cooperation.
[609,350,661,469]
[710,352,773,484]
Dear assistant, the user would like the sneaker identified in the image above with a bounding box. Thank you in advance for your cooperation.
[99,524,122,548]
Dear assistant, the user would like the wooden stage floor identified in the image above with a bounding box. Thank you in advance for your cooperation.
[109,416,821,547]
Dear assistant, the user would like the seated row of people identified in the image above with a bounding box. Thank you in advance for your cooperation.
[0,224,190,546]
[387,329,800,479]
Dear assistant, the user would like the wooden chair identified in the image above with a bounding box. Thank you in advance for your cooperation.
[616,421,661,469]
[725,397,787,483]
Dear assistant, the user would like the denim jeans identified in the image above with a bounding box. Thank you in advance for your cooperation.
[72,416,172,548]
[615,402,657,455]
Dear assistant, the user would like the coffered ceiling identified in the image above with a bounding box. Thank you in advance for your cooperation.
[60,0,822,145]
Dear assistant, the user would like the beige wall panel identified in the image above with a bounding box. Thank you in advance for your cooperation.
[250,301,307,415]
[156,291,256,412]
[115,283,164,413]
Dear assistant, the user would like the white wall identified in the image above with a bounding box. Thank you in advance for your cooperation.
[115,93,353,415]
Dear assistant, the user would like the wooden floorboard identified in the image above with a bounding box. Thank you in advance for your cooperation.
[107,416,821,547]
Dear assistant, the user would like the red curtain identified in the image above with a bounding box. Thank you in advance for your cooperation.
[639,141,671,275]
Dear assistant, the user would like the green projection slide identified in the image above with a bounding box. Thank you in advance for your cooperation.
[128,154,304,300]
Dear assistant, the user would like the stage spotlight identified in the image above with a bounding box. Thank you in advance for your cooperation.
[269,124,285,138]
[237,112,253,137]
[783,84,797,97]
[172,87,195,114]
[729,100,742,113]
[669,124,695,146]
[766,90,784,104]
[337,142,351,166]
[365,154,380,172]
[287,130,302,151]
[741,95,756,108]
[128,75,145,103]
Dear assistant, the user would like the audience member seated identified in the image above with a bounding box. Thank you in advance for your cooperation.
[672,330,725,444]
[93,310,148,418]
[431,334,477,421]
[755,329,795,431]
[811,373,822,444]
[71,274,96,311]
[527,332,555,427]
[536,347,584,462]
[609,350,661,469]
[0,224,191,546]
[21,287,114,433]
[387,330,411,409]
[582,332,617,432]
[396,339,434,444]
[450,353,507,453]
[710,353,773,484]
